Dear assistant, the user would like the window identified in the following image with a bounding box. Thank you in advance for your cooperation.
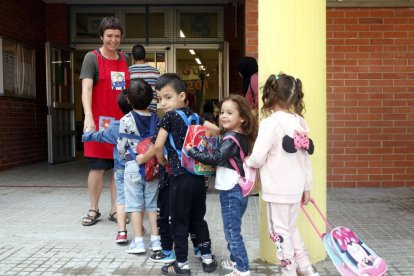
[70,6,223,44]
[75,13,115,39]
[0,37,36,99]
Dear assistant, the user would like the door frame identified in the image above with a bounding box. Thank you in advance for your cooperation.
[45,42,76,164]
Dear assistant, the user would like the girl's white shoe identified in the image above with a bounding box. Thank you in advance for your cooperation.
[224,268,250,276]
[296,265,320,276]
[221,259,236,270]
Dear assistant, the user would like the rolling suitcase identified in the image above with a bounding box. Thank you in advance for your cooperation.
[301,198,387,276]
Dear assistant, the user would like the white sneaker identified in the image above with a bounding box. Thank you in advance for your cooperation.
[149,239,162,251]
[225,268,250,276]
[297,265,320,276]
[221,259,236,270]
[126,239,145,254]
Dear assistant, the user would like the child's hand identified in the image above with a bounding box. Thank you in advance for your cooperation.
[136,154,144,165]
[301,190,310,205]
[157,156,167,166]
[185,144,193,151]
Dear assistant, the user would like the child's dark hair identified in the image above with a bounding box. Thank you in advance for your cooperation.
[155,73,187,95]
[127,79,153,110]
[117,90,132,114]
[99,17,123,37]
[219,94,258,152]
[132,44,146,61]
[261,73,305,117]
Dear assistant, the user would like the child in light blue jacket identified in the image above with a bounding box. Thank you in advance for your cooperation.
[82,90,132,244]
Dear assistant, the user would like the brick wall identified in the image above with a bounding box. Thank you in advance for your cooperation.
[0,0,47,170]
[0,2,68,171]
[244,0,258,59]
[327,8,414,187]
[46,4,69,46]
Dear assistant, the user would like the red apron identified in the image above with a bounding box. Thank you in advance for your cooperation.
[84,50,130,159]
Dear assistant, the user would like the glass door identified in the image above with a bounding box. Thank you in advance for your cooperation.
[173,46,222,115]
[45,42,76,163]
[145,50,167,75]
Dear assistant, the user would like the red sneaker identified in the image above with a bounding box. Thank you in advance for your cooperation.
[116,231,127,244]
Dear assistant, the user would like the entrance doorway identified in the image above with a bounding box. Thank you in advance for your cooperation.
[174,47,221,116]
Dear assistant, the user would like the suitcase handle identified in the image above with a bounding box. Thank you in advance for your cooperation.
[301,198,332,240]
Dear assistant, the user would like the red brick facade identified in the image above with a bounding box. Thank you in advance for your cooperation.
[0,0,48,170]
[244,0,258,59]
[327,8,414,187]
[0,2,68,170]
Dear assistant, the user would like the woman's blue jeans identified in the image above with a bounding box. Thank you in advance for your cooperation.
[220,185,249,272]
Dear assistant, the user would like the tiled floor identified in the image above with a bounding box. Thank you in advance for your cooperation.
[0,159,412,275]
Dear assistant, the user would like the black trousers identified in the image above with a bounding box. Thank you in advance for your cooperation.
[169,173,211,262]
[157,185,173,250]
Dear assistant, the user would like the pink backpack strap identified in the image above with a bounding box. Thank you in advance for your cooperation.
[222,135,244,176]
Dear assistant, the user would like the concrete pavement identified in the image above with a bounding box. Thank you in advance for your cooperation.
[0,158,412,275]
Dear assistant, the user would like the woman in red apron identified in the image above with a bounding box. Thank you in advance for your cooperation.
[80,17,130,226]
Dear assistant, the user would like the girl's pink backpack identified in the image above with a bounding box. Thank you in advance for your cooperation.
[223,135,258,197]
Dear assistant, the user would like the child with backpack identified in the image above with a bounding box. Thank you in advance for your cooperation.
[117,79,161,254]
[152,73,219,275]
[136,89,211,266]
[245,73,319,276]
[186,94,258,276]
[82,90,132,242]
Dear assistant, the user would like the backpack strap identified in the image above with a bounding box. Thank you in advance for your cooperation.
[168,110,200,159]
[92,49,128,81]
[149,113,158,136]
[222,135,245,176]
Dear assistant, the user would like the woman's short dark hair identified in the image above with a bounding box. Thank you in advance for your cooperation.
[99,17,123,37]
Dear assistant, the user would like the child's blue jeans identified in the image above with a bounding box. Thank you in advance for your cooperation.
[219,185,249,272]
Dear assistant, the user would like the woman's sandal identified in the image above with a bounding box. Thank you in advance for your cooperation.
[108,211,117,222]
[108,211,130,224]
[82,209,101,226]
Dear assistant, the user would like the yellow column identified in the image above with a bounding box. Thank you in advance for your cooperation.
[258,0,327,263]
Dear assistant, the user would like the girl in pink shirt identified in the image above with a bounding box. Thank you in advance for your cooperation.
[237,57,258,115]
[246,73,318,276]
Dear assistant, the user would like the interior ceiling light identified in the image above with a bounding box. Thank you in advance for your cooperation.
[195,58,202,65]
[180,30,186,38]
[189,49,196,55]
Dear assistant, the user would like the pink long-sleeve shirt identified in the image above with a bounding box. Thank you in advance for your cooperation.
[245,72,258,110]
[246,111,313,204]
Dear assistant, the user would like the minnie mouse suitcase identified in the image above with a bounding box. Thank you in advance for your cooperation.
[301,198,387,276]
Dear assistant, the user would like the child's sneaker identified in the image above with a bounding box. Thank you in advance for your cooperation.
[125,239,145,254]
[297,265,320,276]
[149,239,162,251]
[161,261,191,275]
[201,255,217,273]
[225,268,250,276]
[193,246,201,258]
[150,250,176,263]
[115,231,127,244]
[221,258,236,270]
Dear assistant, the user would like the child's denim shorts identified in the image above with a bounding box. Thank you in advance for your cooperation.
[124,160,158,213]
[114,168,125,205]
